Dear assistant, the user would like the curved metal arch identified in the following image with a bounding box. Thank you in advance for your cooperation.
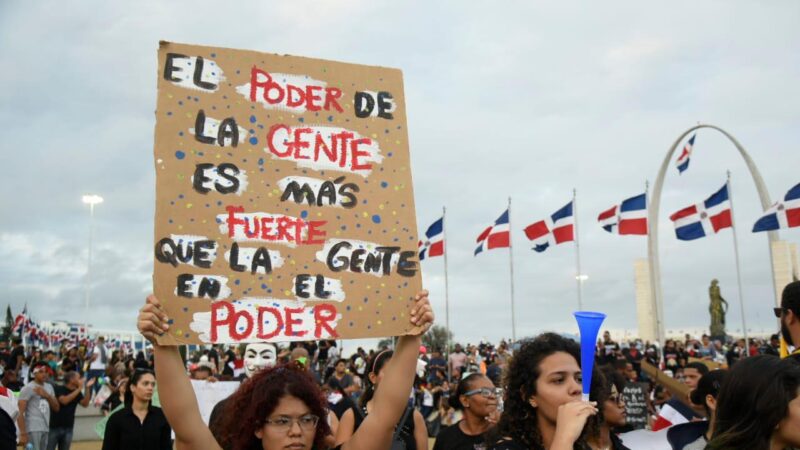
[647,124,778,344]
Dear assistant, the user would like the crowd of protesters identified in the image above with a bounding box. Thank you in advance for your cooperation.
[1,280,800,449]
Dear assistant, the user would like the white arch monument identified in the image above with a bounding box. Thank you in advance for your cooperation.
[647,124,779,345]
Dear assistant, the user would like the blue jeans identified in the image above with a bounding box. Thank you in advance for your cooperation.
[87,368,105,395]
[46,427,73,450]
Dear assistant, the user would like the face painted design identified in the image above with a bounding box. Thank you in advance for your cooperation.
[244,343,277,378]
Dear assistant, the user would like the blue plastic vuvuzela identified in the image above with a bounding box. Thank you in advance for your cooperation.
[573,311,606,401]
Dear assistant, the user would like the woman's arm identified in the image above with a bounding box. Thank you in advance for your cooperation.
[138,295,221,450]
[342,290,434,450]
[412,409,429,450]
[335,407,356,445]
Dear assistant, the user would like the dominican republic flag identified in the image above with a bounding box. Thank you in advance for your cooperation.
[675,134,696,174]
[651,401,692,431]
[524,200,575,253]
[669,184,732,241]
[12,305,28,335]
[418,217,445,260]
[474,209,510,255]
[753,182,800,232]
[597,193,648,235]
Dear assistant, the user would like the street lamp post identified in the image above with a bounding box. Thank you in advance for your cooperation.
[82,194,103,342]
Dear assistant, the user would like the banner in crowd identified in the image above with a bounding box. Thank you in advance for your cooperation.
[153,41,422,345]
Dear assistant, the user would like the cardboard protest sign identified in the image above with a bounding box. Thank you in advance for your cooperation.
[621,382,649,430]
[153,41,422,345]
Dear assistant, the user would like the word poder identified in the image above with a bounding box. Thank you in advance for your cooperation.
[153,42,422,344]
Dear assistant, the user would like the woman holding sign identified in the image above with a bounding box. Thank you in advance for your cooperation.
[137,291,433,450]
[487,333,597,450]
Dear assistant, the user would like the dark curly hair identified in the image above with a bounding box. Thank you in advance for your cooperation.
[487,333,585,450]
[584,366,625,439]
[218,362,331,450]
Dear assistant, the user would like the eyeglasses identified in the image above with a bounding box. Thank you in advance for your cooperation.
[774,307,785,318]
[608,394,625,406]
[264,414,319,433]
[464,388,502,398]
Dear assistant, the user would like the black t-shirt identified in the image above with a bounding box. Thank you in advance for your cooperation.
[102,405,172,450]
[50,385,83,428]
[222,350,236,376]
[7,347,24,371]
[433,422,487,450]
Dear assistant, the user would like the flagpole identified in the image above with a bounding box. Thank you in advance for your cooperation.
[727,171,750,355]
[508,197,517,342]
[442,206,452,381]
[573,189,584,310]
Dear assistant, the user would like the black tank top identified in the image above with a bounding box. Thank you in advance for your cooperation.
[352,403,416,450]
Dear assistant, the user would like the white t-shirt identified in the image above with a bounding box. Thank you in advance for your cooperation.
[89,345,108,370]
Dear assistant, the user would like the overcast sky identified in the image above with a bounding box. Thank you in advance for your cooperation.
[0,1,798,348]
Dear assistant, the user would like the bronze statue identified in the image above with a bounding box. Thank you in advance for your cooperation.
[709,279,729,339]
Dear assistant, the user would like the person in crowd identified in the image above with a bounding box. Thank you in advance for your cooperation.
[667,369,727,450]
[326,378,356,421]
[47,371,95,450]
[102,368,171,450]
[681,362,707,391]
[335,347,429,450]
[191,364,215,381]
[585,368,629,450]
[138,290,433,450]
[0,378,18,450]
[432,373,498,450]
[87,336,109,394]
[60,348,81,376]
[449,344,468,380]
[487,333,598,450]
[18,362,60,450]
[775,281,800,361]
[707,355,800,449]
[100,376,127,416]
[0,369,23,392]
[8,339,24,372]
[764,334,781,356]
[327,359,357,396]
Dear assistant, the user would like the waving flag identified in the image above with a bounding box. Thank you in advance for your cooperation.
[669,184,732,241]
[475,209,510,255]
[524,200,574,252]
[597,193,648,235]
[418,217,444,260]
[12,305,28,335]
[753,182,800,232]
[675,134,696,174]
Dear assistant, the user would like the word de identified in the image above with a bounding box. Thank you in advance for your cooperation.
[193,163,243,195]
[280,176,359,209]
[248,68,343,113]
[354,91,396,119]
[223,206,327,244]
[210,301,338,341]
[164,53,218,90]
[325,242,418,277]
[267,124,375,173]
